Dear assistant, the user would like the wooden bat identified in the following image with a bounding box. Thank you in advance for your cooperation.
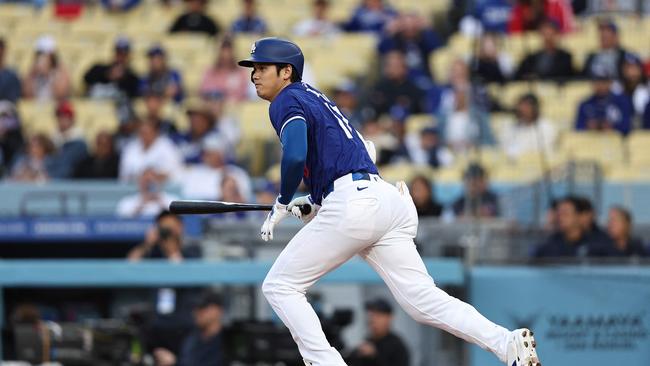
[169,200,311,215]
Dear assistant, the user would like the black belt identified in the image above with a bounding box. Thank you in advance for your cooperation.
[322,172,371,199]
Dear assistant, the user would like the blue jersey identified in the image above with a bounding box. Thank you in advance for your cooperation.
[269,82,378,204]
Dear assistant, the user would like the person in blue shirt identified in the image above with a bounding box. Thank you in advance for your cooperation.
[575,70,632,135]
[140,45,184,103]
[644,99,650,129]
[0,38,21,103]
[237,37,541,366]
[230,0,268,34]
[472,0,512,33]
[342,0,398,34]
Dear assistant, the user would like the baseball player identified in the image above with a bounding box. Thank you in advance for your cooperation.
[238,37,541,366]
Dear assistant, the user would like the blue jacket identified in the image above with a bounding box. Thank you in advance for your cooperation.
[575,92,632,135]
[47,139,89,179]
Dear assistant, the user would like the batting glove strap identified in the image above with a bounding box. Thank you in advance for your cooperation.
[260,198,290,242]
[287,194,319,224]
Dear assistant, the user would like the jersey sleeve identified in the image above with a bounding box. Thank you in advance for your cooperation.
[269,91,307,138]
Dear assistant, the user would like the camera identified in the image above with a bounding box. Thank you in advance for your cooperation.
[158,226,173,241]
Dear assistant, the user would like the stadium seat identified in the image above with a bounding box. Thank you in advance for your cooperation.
[626,131,650,166]
[561,131,625,170]
[405,114,435,135]
[18,100,57,137]
[378,163,435,184]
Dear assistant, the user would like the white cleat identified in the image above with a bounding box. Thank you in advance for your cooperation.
[506,328,541,366]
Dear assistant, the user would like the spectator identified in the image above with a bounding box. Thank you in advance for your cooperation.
[348,298,409,366]
[606,206,647,257]
[293,0,340,37]
[119,117,183,182]
[47,101,89,178]
[101,0,140,12]
[498,93,557,159]
[612,53,649,119]
[142,88,177,136]
[343,0,398,34]
[405,126,453,168]
[84,37,140,99]
[22,36,71,101]
[74,131,120,179]
[179,134,251,201]
[0,38,21,103]
[230,0,268,34]
[116,168,179,218]
[470,32,513,84]
[10,133,55,182]
[466,0,512,34]
[582,19,629,80]
[378,12,442,87]
[0,101,25,175]
[533,196,613,258]
[452,163,500,218]
[575,69,632,135]
[169,0,220,36]
[508,0,575,34]
[644,99,650,129]
[202,91,240,153]
[573,196,613,250]
[174,100,222,164]
[128,210,201,261]
[332,80,363,129]
[141,45,184,104]
[409,175,443,217]
[153,291,225,366]
[366,50,423,117]
[514,19,574,81]
[199,38,251,103]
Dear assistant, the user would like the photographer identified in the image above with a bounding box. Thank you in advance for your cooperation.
[127,210,201,262]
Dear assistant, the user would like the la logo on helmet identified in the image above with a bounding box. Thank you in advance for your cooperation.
[251,43,256,54]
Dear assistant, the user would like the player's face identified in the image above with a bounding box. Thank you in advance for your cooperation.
[251,63,291,101]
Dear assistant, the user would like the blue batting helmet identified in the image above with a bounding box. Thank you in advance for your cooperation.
[238,37,304,79]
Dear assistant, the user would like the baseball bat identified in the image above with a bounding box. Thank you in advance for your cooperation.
[169,200,311,215]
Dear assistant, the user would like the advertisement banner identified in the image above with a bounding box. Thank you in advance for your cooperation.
[470,266,650,366]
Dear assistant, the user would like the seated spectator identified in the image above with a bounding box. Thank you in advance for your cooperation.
[508,0,575,34]
[533,196,613,258]
[606,206,647,257]
[293,0,340,37]
[84,37,140,100]
[230,0,268,35]
[0,38,21,103]
[0,101,25,175]
[199,38,251,103]
[405,126,453,168]
[74,131,120,179]
[169,0,220,36]
[514,19,574,81]
[498,93,557,159]
[174,100,222,164]
[575,70,632,135]
[143,88,177,136]
[365,50,424,117]
[348,298,409,366]
[128,210,201,261]
[46,101,89,179]
[10,133,54,182]
[141,45,184,104]
[464,0,512,34]
[409,175,443,217]
[343,0,398,34]
[470,32,513,84]
[179,134,251,201]
[332,80,363,128]
[574,196,613,249]
[22,36,71,101]
[612,53,649,119]
[378,12,442,88]
[644,99,650,129]
[452,164,499,218]
[101,0,140,12]
[582,19,629,80]
[153,291,225,366]
[202,91,240,153]
[119,117,183,182]
[116,168,179,218]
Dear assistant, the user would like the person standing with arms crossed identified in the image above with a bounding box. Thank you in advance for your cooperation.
[238,37,541,366]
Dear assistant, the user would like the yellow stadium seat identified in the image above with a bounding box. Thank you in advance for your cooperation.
[561,131,625,169]
[607,164,650,182]
[434,165,463,183]
[378,163,434,184]
[18,100,57,137]
[236,101,274,140]
[626,131,650,165]
[405,114,435,135]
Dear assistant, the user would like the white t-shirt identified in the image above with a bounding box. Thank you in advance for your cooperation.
[119,136,183,182]
[179,164,252,201]
[293,19,340,37]
[499,118,558,159]
[115,192,179,218]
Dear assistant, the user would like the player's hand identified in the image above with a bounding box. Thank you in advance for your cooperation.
[260,198,290,241]
[287,194,319,224]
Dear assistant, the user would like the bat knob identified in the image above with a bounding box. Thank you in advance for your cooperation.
[299,204,312,215]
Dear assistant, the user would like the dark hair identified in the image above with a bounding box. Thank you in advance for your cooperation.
[610,205,632,224]
[275,63,301,82]
[564,195,593,213]
[156,210,183,225]
[0,37,5,49]
[516,93,540,121]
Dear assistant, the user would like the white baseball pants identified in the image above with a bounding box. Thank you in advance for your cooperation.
[262,174,510,365]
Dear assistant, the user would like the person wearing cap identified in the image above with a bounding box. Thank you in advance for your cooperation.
[342,0,398,34]
[582,19,630,80]
[293,0,340,37]
[143,88,178,137]
[84,36,140,99]
[348,298,409,366]
[452,163,500,218]
[202,90,241,150]
[365,50,423,117]
[613,52,649,118]
[230,0,268,35]
[178,133,252,201]
[575,66,632,135]
[174,99,221,164]
[141,44,184,104]
[0,37,21,104]
[169,0,220,36]
[22,35,71,101]
[514,18,575,81]
[47,101,89,178]
[404,124,453,168]
[153,290,225,366]
[200,38,251,103]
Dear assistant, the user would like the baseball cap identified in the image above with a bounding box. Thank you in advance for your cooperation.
[365,298,393,314]
[463,163,486,180]
[114,36,131,51]
[186,99,214,120]
[623,52,642,66]
[590,65,614,80]
[147,44,166,57]
[192,291,223,309]
[597,19,618,33]
[35,35,57,53]
[55,101,75,118]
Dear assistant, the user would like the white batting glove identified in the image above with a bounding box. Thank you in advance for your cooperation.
[287,194,320,224]
[260,198,290,242]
